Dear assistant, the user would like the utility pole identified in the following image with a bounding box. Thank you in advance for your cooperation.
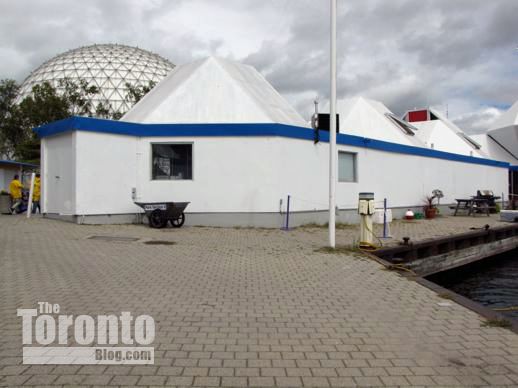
[329,0,337,248]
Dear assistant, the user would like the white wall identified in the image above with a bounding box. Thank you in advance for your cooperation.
[75,131,139,215]
[0,165,22,192]
[294,140,507,209]
[42,133,76,214]
[62,132,508,217]
[472,134,517,165]
[412,121,484,157]
[135,136,508,213]
[135,137,282,213]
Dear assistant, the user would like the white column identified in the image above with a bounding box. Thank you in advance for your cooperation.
[27,172,35,218]
[329,0,337,248]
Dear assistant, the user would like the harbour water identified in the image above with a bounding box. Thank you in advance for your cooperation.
[428,249,518,320]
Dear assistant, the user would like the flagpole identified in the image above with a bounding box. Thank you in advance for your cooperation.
[329,0,337,248]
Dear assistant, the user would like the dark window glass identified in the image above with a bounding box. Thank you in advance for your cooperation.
[152,144,192,180]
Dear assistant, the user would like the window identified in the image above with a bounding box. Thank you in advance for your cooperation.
[338,151,357,182]
[152,144,192,180]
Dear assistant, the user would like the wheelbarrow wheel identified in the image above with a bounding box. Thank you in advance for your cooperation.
[149,209,167,228]
[171,212,185,228]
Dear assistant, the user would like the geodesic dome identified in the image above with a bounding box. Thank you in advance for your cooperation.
[16,44,175,116]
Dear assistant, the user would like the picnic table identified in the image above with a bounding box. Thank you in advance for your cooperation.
[453,198,492,216]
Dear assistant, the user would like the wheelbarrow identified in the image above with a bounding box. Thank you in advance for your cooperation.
[135,202,190,228]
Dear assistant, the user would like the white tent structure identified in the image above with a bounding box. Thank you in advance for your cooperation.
[36,57,510,226]
[471,133,517,165]
[334,97,425,147]
[403,108,484,157]
[122,56,308,127]
[487,101,518,159]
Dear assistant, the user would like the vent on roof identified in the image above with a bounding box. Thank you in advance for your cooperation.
[385,113,418,136]
[457,133,482,150]
[407,109,428,122]
[314,113,340,132]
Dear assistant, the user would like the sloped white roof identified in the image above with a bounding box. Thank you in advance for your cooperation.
[121,56,308,127]
[405,107,485,157]
[331,96,425,147]
[471,134,518,164]
[486,101,518,159]
[490,100,518,130]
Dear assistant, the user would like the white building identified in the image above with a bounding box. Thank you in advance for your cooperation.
[332,97,426,148]
[36,57,510,226]
[0,160,38,192]
[484,101,518,160]
[471,101,518,202]
[402,108,485,157]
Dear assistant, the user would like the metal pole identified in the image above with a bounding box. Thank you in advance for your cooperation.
[285,195,291,230]
[383,198,387,238]
[329,0,337,248]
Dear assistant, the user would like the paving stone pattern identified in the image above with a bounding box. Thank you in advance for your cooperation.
[1,214,517,387]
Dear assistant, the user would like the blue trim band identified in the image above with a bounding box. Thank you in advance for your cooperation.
[0,159,39,168]
[34,116,510,169]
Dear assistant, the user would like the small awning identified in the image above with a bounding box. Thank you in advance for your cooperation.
[0,160,39,168]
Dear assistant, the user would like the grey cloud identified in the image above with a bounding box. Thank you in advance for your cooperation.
[1,0,517,132]
[454,107,504,134]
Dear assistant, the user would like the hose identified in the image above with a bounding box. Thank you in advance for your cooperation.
[360,250,417,276]
[358,215,383,250]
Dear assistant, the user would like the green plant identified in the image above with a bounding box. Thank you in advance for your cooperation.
[482,318,512,328]
[437,292,454,299]
[423,195,437,211]
[0,190,8,196]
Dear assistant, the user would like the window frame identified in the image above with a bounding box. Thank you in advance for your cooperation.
[150,142,194,181]
[338,150,358,183]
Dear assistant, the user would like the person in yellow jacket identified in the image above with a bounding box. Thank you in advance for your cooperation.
[32,173,41,214]
[9,174,23,214]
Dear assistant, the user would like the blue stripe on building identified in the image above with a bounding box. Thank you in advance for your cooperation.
[34,116,510,169]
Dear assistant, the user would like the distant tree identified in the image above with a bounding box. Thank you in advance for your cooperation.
[0,79,22,158]
[19,82,69,124]
[94,101,113,119]
[0,79,111,163]
[110,111,124,120]
[125,80,156,105]
[59,78,101,116]
[0,77,156,164]
[14,82,70,164]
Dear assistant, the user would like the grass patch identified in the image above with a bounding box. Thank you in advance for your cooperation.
[482,318,513,328]
[314,244,363,255]
[437,292,454,299]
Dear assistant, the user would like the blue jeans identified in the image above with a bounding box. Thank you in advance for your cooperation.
[10,198,22,213]
[32,201,41,214]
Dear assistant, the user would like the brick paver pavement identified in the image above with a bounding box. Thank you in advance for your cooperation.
[1,214,517,387]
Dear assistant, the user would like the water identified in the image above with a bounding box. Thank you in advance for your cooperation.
[428,250,518,320]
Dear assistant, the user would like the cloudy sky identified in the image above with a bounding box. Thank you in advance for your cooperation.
[1,0,517,133]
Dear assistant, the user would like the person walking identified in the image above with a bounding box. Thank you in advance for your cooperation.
[32,173,41,214]
[9,174,23,214]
